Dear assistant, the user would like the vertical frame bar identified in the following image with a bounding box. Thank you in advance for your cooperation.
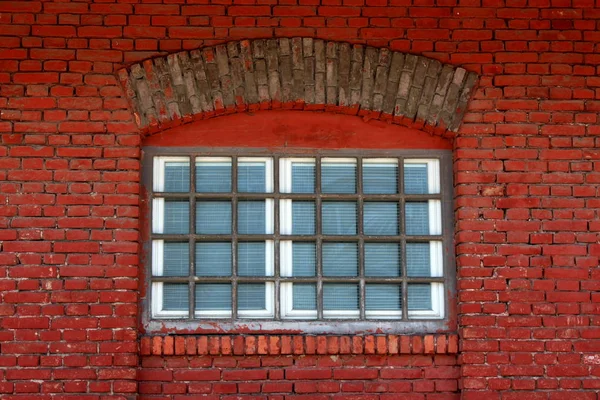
[398,156,408,321]
[273,155,280,320]
[315,156,323,320]
[189,155,196,320]
[357,157,365,320]
[231,155,238,320]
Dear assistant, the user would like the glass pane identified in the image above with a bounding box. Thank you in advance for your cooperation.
[322,202,357,235]
[408,284,432,310]
[323,242,358,276]
[363,163,397,194]
[238,283,266,310]
[195,284,231,311]
[293,284,317,310]
[292,201,315,235]
[292,242,316,277]
[196,242,232,276]
[365,243,400,277]
[407,242,430,277]
[322,161,356,194]
[164,161,190,192]
[162,283,188,312]
[196,201,231,234]
[405,202,430,235]
[366,284,402,311]
[196,160,231,193]
[164,201,189,234]
[163,242,189,276]
[238,201,266,235]
[323,284,359,311]
[404,163,429,194]
[238,242,266,276]
[364,202,398,235]
[292,162,315,193]
[238,161,267,193]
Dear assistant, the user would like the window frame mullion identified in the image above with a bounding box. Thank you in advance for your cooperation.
[231,155,238,320]
[188,155,196,320]
[273,155,280,320]
[357,157,365,320]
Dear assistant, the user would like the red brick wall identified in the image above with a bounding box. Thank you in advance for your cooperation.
[138,335,459,399]
[1,1,599,399]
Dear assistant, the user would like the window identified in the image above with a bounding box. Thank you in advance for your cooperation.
[145,148,454,333]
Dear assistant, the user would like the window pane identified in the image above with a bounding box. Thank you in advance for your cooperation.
[196,160,231,193]
[164,201,189,234]
[323,284,359,311]
[408,284,432,310]
[322,202,357,235]
[292,242,316,277]
[238,283,266,310]
[196,201,231,234]
[365,243,400,277]
[163,242,189,276]
[238,161,267,192]
[323,242,358,276]
[164,161,190,192]
[162,283,188,312]
[405,202,429,235]
[238,201,266,235]
[364,202,398,235]
[196,242,232,276]
[293,284,317,310]
[407,242,430,277]
[292,162,315,193]
[196,284,231,311]
[404,163,429,194]
[322,161,356,194]
[363,162,397,194]
[238,242,267,276]
[292,201,315,235]
[366,284,401,311]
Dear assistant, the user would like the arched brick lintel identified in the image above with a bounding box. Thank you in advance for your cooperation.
[117,38,478,137]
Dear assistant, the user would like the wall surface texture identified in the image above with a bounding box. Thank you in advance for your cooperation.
[1,1,599,399]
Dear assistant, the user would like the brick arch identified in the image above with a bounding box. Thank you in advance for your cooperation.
[117,38,478,137]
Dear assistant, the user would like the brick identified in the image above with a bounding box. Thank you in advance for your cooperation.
[119,39,476,132]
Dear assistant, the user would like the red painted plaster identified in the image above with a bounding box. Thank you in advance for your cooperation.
[143,110,452,150]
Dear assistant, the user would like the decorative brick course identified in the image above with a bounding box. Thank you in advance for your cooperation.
[141,334,459,356]
[117,38,477,135]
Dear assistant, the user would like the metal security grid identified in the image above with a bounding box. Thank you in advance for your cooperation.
[143,147,454,331]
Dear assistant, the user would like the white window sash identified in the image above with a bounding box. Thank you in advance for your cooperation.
[279,157,315,194]
[237,282,275,318]
[408,283,445,319]
[429,199,442,236]
[151,282,188,319]
[153,156,190,193]
[238,157,274,193]
[363,158,398,165]
[152,198,165,234]
[323,310,360,319]
[280,282,317,320]
[404,158,440,194]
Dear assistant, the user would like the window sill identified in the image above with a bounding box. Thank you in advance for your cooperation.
[140,333,458,356]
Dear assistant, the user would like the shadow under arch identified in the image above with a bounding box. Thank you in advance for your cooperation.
[117,38,478,138]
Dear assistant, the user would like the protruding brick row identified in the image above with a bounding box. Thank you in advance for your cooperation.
[118,38,477,135]
[140,334,459,356]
